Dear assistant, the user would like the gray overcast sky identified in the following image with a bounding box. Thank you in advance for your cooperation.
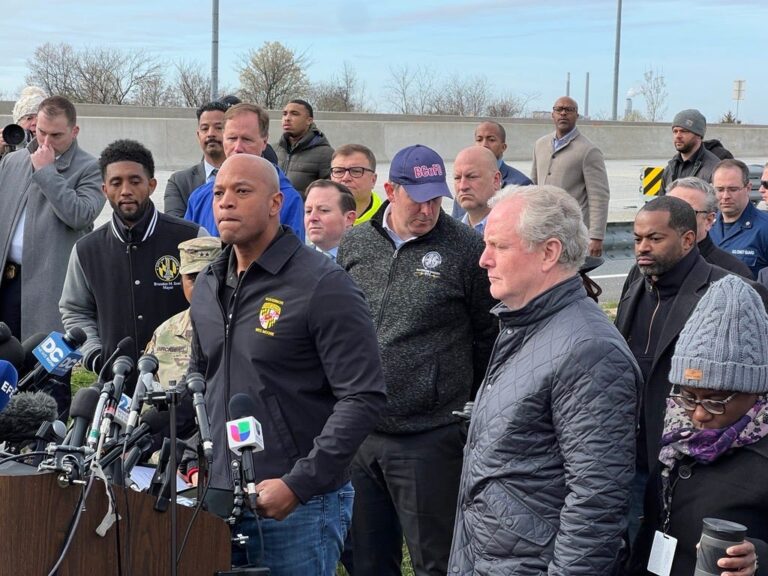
[1,0,766,124]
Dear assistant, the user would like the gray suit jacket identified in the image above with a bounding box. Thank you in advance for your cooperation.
[0,140,104,339]
[164,161,206,218]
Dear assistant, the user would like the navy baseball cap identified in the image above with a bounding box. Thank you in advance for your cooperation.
[389,145,452,202]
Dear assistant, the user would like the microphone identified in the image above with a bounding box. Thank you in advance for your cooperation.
[17,328,87,390]
[0,391,57,445]
[97,409,170,471]
[186,373,214,464]
[0,360,18,413]
[111,356,134,403]
[126,354,158,434]
[96,336,135,384]
[64,386,101,447]
[0,324,24,371]
[227,393,264,509]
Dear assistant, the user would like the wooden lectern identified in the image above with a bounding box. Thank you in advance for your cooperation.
[0,472,231,575]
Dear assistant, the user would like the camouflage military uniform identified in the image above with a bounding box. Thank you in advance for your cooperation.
[144,308,193,388]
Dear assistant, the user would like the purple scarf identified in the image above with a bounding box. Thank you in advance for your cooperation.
[659,397,768,468]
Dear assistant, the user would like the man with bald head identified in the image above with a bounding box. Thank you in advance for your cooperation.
[452,121,531,220]
[188,154,386,574]
[531,96,610,257]
[453,145,501,233]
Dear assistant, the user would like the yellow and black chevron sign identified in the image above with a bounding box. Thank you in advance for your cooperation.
[642,167,664,196]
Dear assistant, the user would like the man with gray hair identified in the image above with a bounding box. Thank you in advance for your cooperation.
[668,176,752,278]
[449,185,640,574]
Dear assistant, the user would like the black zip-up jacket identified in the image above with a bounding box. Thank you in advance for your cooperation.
[337,203,498,434]
[660,143,720,193]
[189,229,386,501]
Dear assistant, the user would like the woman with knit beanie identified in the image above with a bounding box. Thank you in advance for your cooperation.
[1,86,46,156]
[627,274,767,575]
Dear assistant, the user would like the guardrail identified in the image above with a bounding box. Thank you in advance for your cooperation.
[602,221,635,260]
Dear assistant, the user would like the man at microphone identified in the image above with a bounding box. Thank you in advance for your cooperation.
[59,139,206,391]
[188,154,386,574]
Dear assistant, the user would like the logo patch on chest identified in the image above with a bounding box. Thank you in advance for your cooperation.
[415,251,443,279]
[256,296,283,336]
[155,255,181,282]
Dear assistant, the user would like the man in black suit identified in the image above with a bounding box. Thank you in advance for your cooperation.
[164,101,228,217]
[615,196,768,538]
[668,176,752,278]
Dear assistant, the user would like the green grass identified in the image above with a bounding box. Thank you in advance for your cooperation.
[336,542,414,575]
[71,364,97,391]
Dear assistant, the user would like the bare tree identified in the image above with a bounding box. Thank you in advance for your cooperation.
[26,42,163,105]
[385,65,437,115]
[431,75,490,116]
[238,42,310,109]
[26,43,79,99]
[173,61,211,108]
[486,92,538,118]
[639,68,668,122]
[310,62,365,112]
[134,75,178,107]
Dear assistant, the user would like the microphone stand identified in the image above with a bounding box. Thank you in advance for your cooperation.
[145,381,180,576]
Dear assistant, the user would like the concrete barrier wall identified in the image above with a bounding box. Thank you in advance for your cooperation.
[2,102,767,170]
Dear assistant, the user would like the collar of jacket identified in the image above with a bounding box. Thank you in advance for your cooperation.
[280,123,327,153]
[491,274,586,327]
[698,234,716,258]
[26,138,80,172]
[368,200,447,247]
[109,201,158,243]
[643,244,700,297]
[719,200,758,233]
[208,226,301,283]
[672,140,707,167]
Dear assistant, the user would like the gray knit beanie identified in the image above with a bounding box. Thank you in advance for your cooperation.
[669,275,768,393]
[672,109,707,138]
[12,86,46,124]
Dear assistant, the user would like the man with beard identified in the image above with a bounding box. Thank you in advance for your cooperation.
[60,139,206,390]
[615,196,768,536]
[164,101,228,217]
[660,109,720,194]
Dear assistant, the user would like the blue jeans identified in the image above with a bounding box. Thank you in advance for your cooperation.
[232,482,354,576]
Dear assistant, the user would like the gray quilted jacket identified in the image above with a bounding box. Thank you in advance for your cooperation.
[448,275,640,575]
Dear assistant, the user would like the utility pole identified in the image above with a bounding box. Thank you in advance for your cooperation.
[611,0,622,120]
[733,80,745,123]
[584,72,590,118]
[211,0,219,100]
[566,72,571,97]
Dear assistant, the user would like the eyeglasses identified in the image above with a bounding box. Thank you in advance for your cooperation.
[694,210,712,217]
[552,106,577,114]
[669,389,740,415]
[330,167,374,178]
[760,180,768,189]
[714,186,747,195]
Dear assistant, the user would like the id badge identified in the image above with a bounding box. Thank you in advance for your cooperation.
[647,530,677,576]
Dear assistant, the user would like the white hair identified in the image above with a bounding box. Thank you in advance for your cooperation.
[491,185,588,270]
